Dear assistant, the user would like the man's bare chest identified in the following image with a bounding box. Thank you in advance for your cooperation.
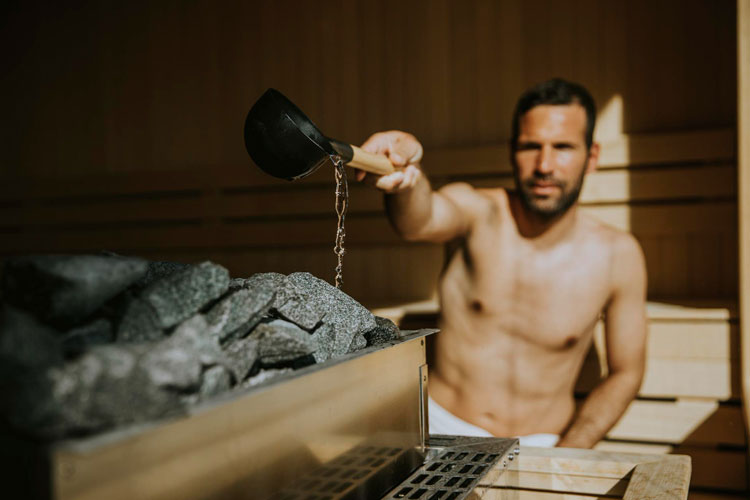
[450,225,612,350]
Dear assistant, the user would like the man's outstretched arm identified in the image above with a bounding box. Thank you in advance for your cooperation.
[557,233,648,448]
[358,131,483,243]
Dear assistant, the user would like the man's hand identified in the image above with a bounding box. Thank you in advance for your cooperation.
[357,131,424,193]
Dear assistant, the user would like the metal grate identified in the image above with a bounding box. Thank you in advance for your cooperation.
[381,436,518,500]
[271,435,518,500]
[272,444,413,500]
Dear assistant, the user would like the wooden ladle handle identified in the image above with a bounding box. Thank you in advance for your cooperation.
[329,139,396,176]
[346,145,396,175]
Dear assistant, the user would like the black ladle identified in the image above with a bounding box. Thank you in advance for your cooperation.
[244,88,395,180]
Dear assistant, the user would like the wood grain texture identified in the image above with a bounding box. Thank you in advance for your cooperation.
[737,0,750,480]
[594,441,746,492]
[623,458,691,500]
[0,3,743,493]
[607,400,746,447]
[473,445,692,500]
[0,0,736,177]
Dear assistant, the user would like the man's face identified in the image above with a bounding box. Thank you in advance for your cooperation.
[512,104,597,219]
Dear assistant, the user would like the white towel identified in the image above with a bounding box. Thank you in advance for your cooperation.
[428,396,559,447]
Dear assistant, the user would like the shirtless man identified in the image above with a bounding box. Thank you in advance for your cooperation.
[357,79,647,448]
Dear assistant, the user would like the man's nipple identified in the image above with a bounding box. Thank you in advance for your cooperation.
[470,300,483,313]
[563,336,578,349]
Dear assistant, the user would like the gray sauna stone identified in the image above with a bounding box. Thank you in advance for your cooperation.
[8,343,184,439]
[1,254,148,328]
[222,335,259,381]
[363,316,401,346]
[141,262,230,329]
[205,285,274,343]
[116,297,165,343]
[118,262,229,341]
[140,315,224,391]
[348,333,367,352]
[250,319,317,366]
[286,272,376,361]
[198,365,233,399]
[62,318,113,357]
[0,304,62,369]
[134,261,190,290]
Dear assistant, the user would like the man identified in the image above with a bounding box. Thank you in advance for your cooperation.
[356,79,647,448]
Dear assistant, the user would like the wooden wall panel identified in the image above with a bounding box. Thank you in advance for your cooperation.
[0,0,736,177]
[738,0,750,478]
[0,1,744,494]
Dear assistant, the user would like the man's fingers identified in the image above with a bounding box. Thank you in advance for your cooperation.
[361,131,423,168]
[389,151,405,166]
[402,165,420,188]
[374,171,405,192]
[361,132,392,154]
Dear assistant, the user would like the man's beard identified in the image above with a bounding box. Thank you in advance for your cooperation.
[514,163,587,220]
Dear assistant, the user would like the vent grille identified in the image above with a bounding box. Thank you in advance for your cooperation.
[271,435,518,500]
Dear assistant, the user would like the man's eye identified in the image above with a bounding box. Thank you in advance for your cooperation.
[517,143,540,151]
[555,144,574,150]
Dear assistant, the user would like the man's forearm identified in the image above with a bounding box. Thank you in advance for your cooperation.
[384,172,435,240]
[558,369,642,448]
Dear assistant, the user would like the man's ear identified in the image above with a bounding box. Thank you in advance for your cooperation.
[586,143,600,174]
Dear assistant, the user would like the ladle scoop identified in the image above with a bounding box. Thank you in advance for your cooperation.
[244,88,395,180]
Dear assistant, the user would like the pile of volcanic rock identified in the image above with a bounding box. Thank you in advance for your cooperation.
[0,254,401,440]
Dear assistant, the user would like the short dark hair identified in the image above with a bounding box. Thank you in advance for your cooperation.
[510,78,597,151]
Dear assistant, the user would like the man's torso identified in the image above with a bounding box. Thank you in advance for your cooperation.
[429,188,618,437]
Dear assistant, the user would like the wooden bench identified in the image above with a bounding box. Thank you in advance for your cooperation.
[473,446,691,500]
[372,299,745,499]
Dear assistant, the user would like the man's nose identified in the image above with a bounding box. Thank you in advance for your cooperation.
[535,144,554,174]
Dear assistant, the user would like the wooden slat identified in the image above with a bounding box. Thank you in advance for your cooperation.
[582,201,737,235]
[487,469,629,496]
[111,245,443,305]
[0,216,402,254]
[647,321,738,361]
[372,299,739,324]
[689,492,749,500]
[475,445,692,499]
[1,163,737,229]
[623,457,691,500]
[737,0,750,476]
[580,164,736,203]
[470,489,605,500]
[0,184,385,227]
[594,442,747,492]
[597,129,735,168]
[425,128,734,176]
[466,163,737,204]
[577,314,740,400]
[607,400,746,447]
[578,356,740,400]
[498,445,685,477]
[646,301,737,322]
[640,358,739,400]
[0,127,736,201]
[0,202,737,250]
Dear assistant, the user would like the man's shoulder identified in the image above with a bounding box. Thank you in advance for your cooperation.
[579,212,641,252]
[578,213,646,289]
[438,182,503,216]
